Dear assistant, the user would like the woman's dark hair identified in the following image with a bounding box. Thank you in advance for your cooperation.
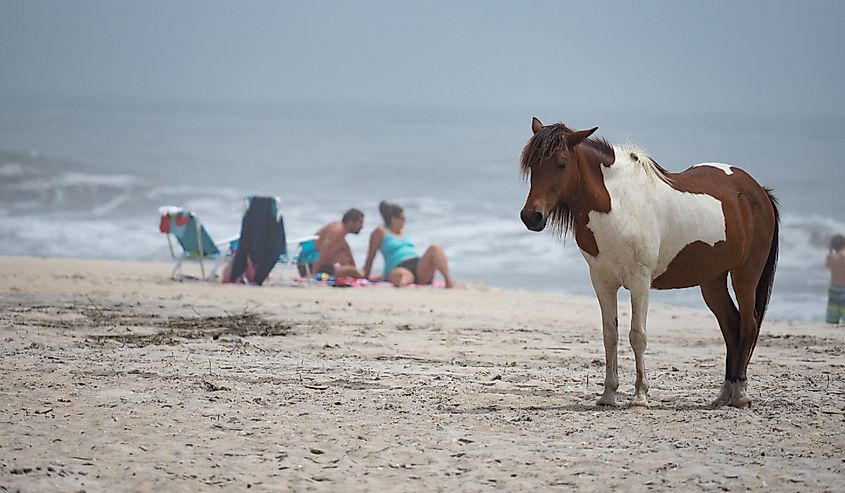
[831,234,845,251]
[379,200,403,226]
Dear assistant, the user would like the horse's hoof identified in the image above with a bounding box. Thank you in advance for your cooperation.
[730,380,751,408]
[597,394,618,407]
[628,396,650,409]
[730,396,751,409]
[710,396,730,408]
[711,381,733,408]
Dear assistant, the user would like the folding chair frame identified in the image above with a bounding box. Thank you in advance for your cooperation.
[162,209,235,281]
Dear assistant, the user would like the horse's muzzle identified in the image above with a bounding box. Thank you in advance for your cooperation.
[521,209,547,231]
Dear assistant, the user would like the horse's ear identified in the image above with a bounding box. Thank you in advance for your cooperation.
[531,117,544,135]
[565,127,598,147]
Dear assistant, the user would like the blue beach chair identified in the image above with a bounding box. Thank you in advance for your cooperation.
[159,206,238,280]
[268,235,319,284]
[291,236,320,279]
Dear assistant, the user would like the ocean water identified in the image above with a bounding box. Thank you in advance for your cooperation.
[0,99,842,322]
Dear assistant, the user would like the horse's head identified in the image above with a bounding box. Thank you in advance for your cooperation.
[520,117,597,232]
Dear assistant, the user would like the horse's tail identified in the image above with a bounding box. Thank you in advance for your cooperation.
[755,189,780,327]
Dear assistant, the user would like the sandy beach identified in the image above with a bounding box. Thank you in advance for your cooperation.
[1,256,843,492]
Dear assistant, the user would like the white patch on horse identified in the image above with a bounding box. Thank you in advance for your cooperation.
[693,162,734,175]
[581,146,727,286]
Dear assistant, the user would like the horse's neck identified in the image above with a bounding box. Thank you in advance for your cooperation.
[569,144,679,250]
[573,146,614,214]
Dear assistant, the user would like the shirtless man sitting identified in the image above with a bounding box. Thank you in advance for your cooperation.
[312,208,365,278]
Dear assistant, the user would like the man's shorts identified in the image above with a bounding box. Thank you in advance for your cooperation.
[826,285,845,324]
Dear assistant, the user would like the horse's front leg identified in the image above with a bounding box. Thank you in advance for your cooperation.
[592,275,621,407]
[629,280,651,408]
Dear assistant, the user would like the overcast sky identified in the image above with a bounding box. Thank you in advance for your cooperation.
[1,1,843,116]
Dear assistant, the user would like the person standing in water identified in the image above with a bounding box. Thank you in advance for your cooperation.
[826,234,845,325]
[362,200,455,288]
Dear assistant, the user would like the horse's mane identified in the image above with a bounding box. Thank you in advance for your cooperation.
[519,123,614,179]
[622,146,671,184]
[519,123,614,237]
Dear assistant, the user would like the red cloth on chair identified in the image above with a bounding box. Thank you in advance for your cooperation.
[159,215,171,233]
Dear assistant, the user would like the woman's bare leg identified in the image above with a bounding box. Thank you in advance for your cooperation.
[388,267,414,287]
[416,244,455,287]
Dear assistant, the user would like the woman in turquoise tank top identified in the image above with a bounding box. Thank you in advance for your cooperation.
[362,200,456,288]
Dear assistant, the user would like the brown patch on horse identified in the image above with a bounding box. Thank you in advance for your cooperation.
[570,144,615,256]
[653,240,738,289]
[652,166,777,293]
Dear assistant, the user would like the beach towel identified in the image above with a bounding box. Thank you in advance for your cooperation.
[305,274,450,289]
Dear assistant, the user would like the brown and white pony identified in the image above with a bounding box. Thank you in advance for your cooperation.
[520,118,779,408]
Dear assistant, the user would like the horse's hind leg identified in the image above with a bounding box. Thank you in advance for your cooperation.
[700,273,740,407]
[730,267,763,408]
